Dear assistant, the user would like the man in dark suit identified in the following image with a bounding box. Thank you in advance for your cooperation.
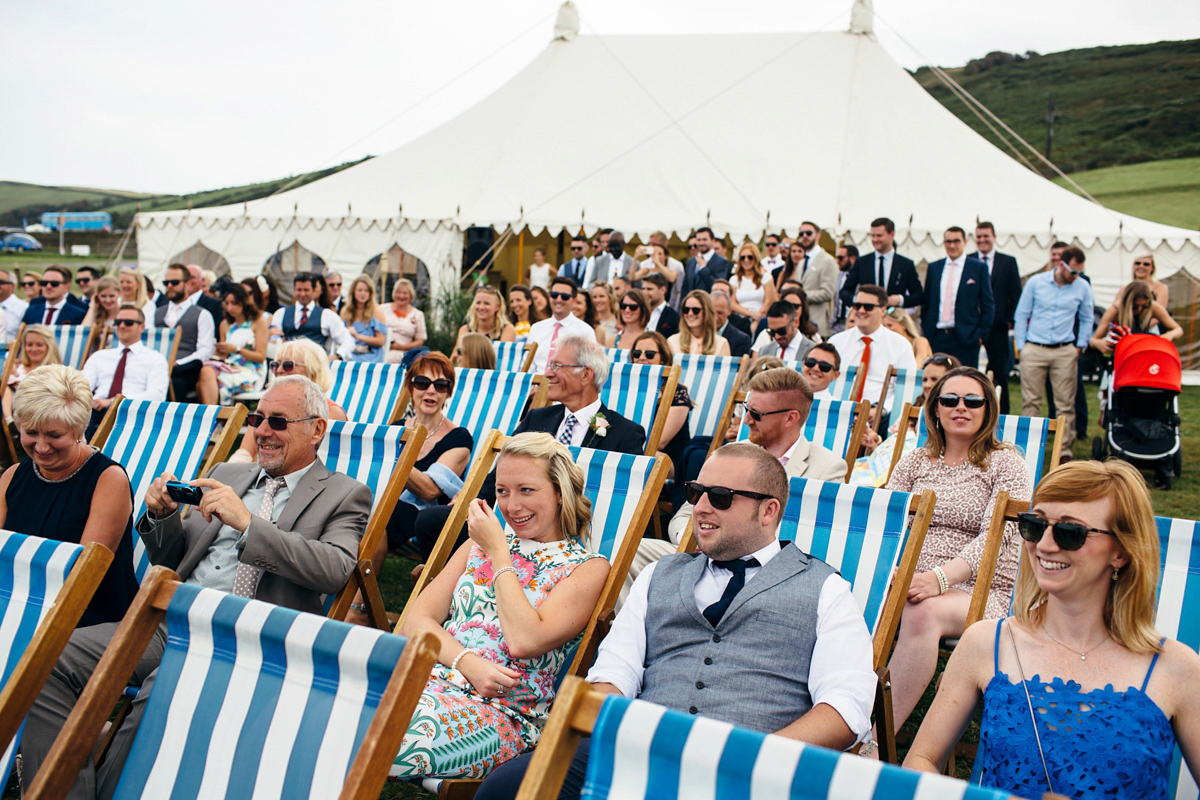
[711,289,752,357]
[838,217,923,312]
[642,273,679,338]
[680,226,730,296]
[970,221,1022,413]
[409,336,646,559]
[21,265,88,325]
[22,376,373,798]
[922,227,994,368]
[558,235,590,285]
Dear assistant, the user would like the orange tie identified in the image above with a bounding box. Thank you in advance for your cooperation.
[856,336,872,401]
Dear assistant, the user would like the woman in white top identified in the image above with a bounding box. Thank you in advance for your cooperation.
[729,242,778,326]
[527,248,556,290]
[382,278,427,365]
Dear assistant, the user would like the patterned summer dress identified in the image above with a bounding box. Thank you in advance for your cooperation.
[390,533,603,779]
[207,321,264,404]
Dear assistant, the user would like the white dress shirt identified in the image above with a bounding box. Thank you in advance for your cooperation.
[647,301,666,332]
[555,397,602,447]
[588,538,876,741]
[978,250,994,275]
[762,254,785,272]
[779,333,807,361]
[40,298,69,324]
[164,298,216,365]
[937,257,965,329]
[1,295,27,341]
[527,313,597,373]
[82,341,169,401]
[270,304,355,359]
[826,325,915,412]
[871,250,894,289]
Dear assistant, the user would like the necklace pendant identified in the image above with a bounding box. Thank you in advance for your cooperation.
[1081,654,1086,661]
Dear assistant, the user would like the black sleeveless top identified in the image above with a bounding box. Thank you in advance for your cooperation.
[6,450,139,626]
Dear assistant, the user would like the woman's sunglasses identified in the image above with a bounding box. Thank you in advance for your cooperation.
[936,393,986,409]
[269,360,300,373]
[411,376,451,392]
[684,481,774,510]
[1016,512,1115,551]
[803,357,835,373]
[619,302,641,312]
[630,348,659,360]
[682,306,703,316]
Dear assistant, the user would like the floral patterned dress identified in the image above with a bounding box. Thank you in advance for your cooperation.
[205,321,265,405]
[390,533,604,779]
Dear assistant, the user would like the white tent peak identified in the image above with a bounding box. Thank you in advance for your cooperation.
[849,0,874,35]
[553,2,580,42]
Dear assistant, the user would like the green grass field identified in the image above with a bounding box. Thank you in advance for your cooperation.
[1053,157,1200,231]
[0,182,151,219]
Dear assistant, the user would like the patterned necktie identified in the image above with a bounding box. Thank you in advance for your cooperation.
[231,476,284,598]
[557,413,577,445]
[298,304,309,328]
[109,348,131,397]
[940,261,959,326]
[703,558,760,627]
[856,336,872,401]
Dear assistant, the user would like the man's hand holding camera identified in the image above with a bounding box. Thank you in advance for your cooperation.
[145,474,255,532]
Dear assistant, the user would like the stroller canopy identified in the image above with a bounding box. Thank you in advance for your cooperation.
[1113,334,1182,393]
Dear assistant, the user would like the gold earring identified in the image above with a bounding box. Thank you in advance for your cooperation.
[1112,566,1121,581]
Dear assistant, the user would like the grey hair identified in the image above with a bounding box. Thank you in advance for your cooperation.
[0,270,14,284]
[269,375,329,421]
[557,335,608,389]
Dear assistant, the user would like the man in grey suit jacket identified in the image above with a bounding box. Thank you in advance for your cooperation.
[22,376,372,800]
[755,300,815,362]
[793,222,839,337]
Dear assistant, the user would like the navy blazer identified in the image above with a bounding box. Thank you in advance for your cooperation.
[681,253,731,296]
[839,252,923,309]
[655,305,680,338]
[970,250,1021,332]
[22,295,88,326]
[515,403,646,455]
[922,257,994,346]
[718,323,752,358]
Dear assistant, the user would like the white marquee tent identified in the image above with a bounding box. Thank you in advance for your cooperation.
[136,1,1200,309]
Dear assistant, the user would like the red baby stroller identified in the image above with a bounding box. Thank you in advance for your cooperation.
[1092,334,1182,489]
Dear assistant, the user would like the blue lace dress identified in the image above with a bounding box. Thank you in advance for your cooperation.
[977,619,1175,799]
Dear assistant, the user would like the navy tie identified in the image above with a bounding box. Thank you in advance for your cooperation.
[703,557,760,627]
[877,254,885,287]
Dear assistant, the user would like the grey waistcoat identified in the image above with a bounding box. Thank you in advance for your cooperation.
[640,544,834,733]
[156,303,202,359]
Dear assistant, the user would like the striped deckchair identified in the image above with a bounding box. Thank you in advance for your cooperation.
[92,399,246,581]
[0,533,112,783]
[726,394,870,482]
[48,324,94,369]
[885,405,1062,486]
[319,421,425,628]
[329,361,407,424]
[603,347,629,365]
[1154,515,1200,800]
[824,363,862,402]
[874,365,923,429]
[516,678,1020,800]
[406,431,669,798]
[675,353,748,440]
[600,362,679,455]
[494,340,536,372]
[24,569,439,800]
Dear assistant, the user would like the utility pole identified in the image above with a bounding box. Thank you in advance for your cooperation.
[1045,92,1056,163]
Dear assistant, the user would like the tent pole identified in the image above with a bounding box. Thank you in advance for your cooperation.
[518,228,525,285]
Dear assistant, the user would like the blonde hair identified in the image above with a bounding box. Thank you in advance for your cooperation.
[498,432,593,545]
[89,276,122,327]
[921,367,1011,469]
[341,274,377,324]
[391,278,416,305]
[276,338,333,392]
[735,242,766,288]
[678,290,719,355]
[118,267,149,308]
[1013,460,1162,654]
[459,333,496,370]
[467,285,509,340]
[884,307,919,340]
[19,325,63,369]
[13,365,92,439]
[1117,280,1155,332]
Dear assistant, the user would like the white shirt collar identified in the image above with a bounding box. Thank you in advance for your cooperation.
[260,458,317,494]
[566,396,603,427]
[188,290,204,304]
[708,539,782,571]
[782,431,805,464]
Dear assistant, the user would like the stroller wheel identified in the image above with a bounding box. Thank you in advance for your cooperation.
[1092,436,1107,462]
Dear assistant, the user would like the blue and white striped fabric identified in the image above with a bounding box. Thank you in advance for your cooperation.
[112,584,410,800]
[0,530,84,780]
[582,695,1012,800]
[823,364,859,402]
[329,361,406,425]
[318,421,411,517]
[1154,516,1200,800]
[445,369,539,460]
[604,347,630,365]
[675,354,742,439]
[889,367,923,411]
[98,400,222,582]
[117,327,178,363]
[48,324,92,369]
[912,409,1052,484]
[494,341,532,373]
[736,397,861,461]
[600,363,667,444]
[778,478,915,638]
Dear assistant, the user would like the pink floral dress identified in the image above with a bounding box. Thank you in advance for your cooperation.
[390,532,603,779]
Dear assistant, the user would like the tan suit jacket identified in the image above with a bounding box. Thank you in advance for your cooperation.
[799,247,840,337]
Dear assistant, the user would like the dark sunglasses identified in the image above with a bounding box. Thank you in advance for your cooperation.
[685,481,774,510]
[1067,268,1084,277]
[851,302,879,311]
[411,375,451,392]
[739,254,756,262]
[162,279,183,287]
[768,325,792,338]
[21,281,37,288]
[923,354,955,368]
[682,306,703,316]
[39,280,63,288]
[549,290,574,301]
[630,348,659,360]
[1017,512,1115,551]
[246,413,318,431]
[738,403,790,422]
[113,318,141,327]
[803,357,835,373]
[570,246,585,251]
[269,360,300,373]
[765,241,780,247]
[798,230,817,237]
[936,393,986,409]
[76,277,92,284]
[619,302,641,311]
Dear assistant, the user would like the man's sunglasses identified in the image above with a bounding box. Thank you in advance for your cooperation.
[685,481,774,510]
[851,302,879,311]
[162,279,183,287]
[682,306,703,316]
[570,245,586,251]
[630,348,659,360]
[411,376,451,392]
[247,413,318,431]
[803,357,835,373]
[269,360,300,373]
[39,280,63,288]
[76,277,92,284]
[798,230,817,237]
[1067,268,1085,277]
[114,318,141,327]
[737,403,790,422]
[1016,512,1115,551]
[768,325,792,338]
[936,393,986,409]
[549,291,574,301]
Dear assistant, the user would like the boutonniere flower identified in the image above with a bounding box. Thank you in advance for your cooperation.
[589,411,609,438]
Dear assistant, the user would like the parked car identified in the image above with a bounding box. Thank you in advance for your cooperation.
[0,233,43,252]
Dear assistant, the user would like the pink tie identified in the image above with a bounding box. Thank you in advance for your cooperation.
[940,261,958,326]
[547,321,562,366]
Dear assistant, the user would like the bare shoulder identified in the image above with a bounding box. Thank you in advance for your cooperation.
[1156,638,1200,680]
[948,618,1004,686]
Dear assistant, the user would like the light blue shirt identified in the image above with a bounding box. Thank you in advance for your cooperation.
[1013,271,1094,350]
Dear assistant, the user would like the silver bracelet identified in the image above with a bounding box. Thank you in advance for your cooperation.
[933,566,949,595]
[349,602,367,612]
[492,566,518,585]
[450,648,473,671]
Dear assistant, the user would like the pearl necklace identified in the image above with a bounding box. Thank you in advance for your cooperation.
[937,452,969,472]
[1043,628,1110,661]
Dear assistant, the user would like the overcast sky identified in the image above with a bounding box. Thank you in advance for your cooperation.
[4,0,1197,195]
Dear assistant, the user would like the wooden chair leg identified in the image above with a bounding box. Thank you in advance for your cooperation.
[874,666,898,764]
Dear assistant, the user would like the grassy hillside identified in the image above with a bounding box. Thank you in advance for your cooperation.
[913,39,1200,174]
[0,182,154,223]
[1053,157,1200,231]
